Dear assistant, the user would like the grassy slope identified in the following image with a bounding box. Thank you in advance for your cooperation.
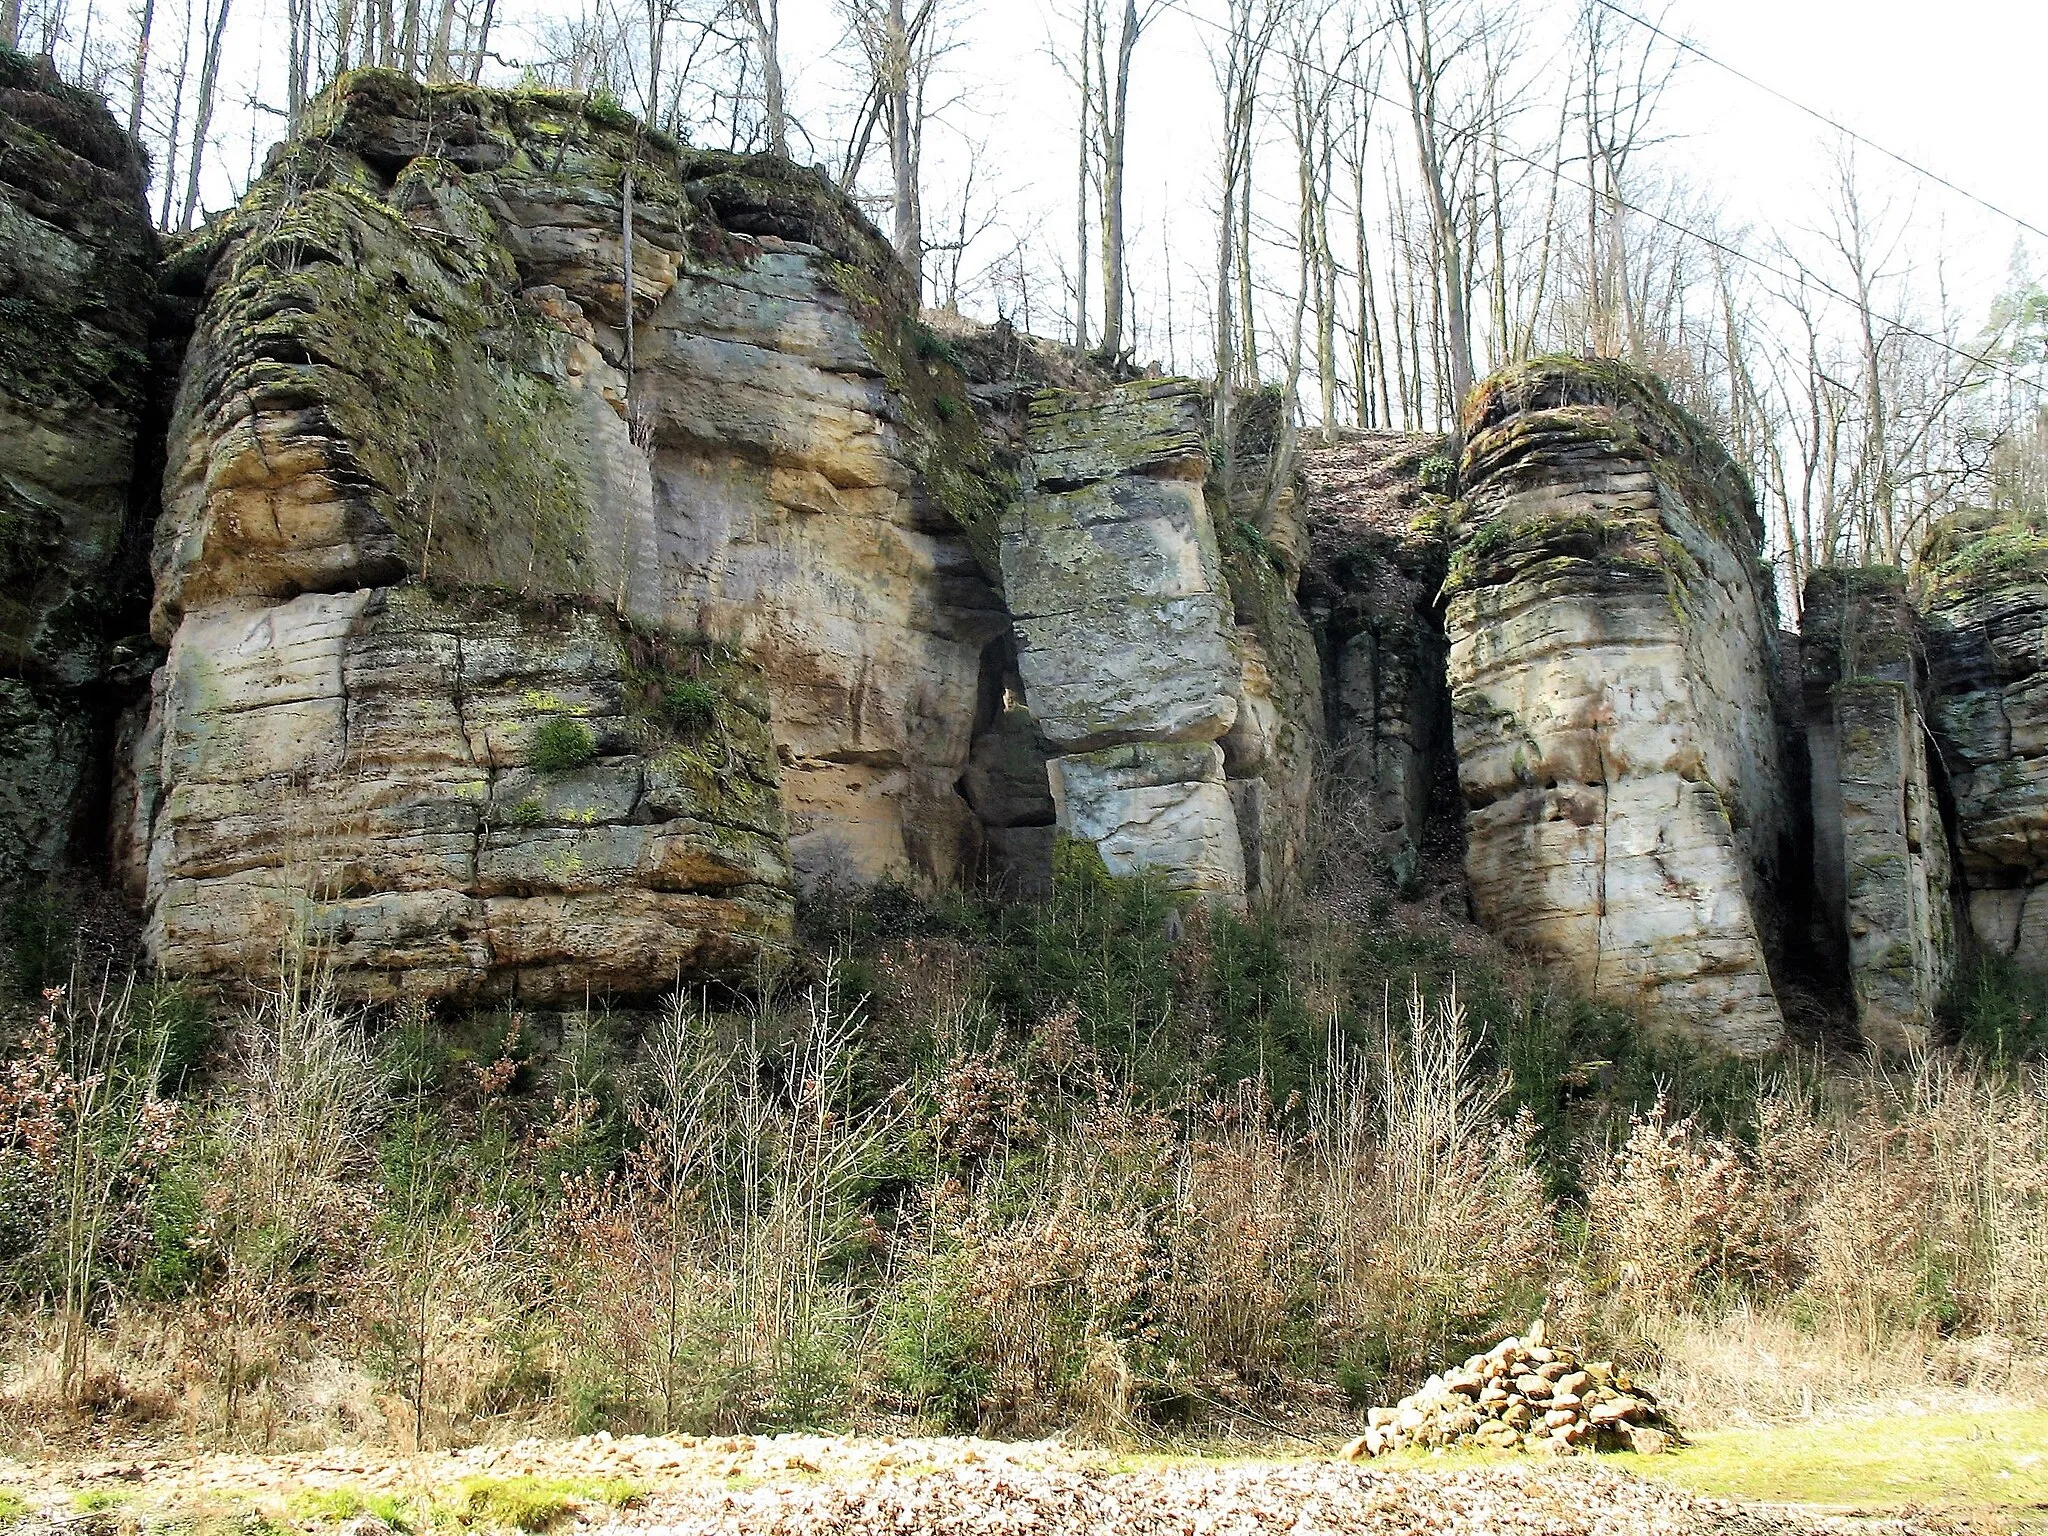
[1637,1411,2048,1512]
[1355,1411,2048,1517]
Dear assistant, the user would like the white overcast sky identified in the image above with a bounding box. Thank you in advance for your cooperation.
[196,0,2048,357]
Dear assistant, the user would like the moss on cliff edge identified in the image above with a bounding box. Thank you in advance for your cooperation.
[1461,355,1760,547]
[1920,508,2048,606]
[1446,357,1758,610]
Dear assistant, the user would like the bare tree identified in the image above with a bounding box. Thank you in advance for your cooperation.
[845,0,943,299]
[178,0,233,232]
[1209,0,1292,485]
[1085,0,1167,360]
[731,0,787,155]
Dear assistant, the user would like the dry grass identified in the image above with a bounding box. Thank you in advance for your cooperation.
[7,889,2048,1456]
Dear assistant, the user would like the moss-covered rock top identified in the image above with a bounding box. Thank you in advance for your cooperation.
[1918,507,2048,608]
[1801,564,1917,690]
[1025,378,1208,488]
[156,66,1010,613]
[1461,355,1761,549]
[288,70,905,293]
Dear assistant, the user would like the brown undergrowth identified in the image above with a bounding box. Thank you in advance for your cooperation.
[1,839,2046,1453]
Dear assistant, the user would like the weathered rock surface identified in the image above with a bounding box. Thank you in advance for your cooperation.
[124,586,791,1000]
[1002,381,1323,907]
[1920,512,2048,965]
[0,51,157,885]
[1004,382,1238,752]
[1801,566,1954,1051]
[130,73,1042,992]
[1446,359,1792,1053]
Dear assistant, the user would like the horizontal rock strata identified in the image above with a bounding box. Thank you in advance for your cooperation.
[124,587,791,1000]
[129,72,1044,992]
[1447,358,1791,1053]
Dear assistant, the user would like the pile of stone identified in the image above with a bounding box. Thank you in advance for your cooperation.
[1341,1322,1673,1460]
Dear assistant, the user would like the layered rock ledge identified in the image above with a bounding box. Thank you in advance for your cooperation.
[124,72,1039,994]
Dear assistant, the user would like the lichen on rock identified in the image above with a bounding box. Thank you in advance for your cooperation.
[1801,564,1954,1052]
[1921,506,2048,966]
[131,70,1036,993]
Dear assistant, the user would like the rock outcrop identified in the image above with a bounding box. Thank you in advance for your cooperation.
[1920,511,2048,964]
[1002,380,1323,908]
[0,51,157,888]
[1005,382,1246,904]
[1446,359,1792,1053]
[1800,566,1954,1051]
[126,73,1041,995]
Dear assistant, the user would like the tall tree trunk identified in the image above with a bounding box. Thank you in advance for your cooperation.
[1095,0,1143,361]
[1,0,18,52]
[885,0,920,300]
[427,0,456,80]
[1074,0,1091,351]
[178,0,233,233]
[465,0,493,81]
[334,0,357,77]
[738,0,786,156]
[156,0,192,227]
[127,0,156,135]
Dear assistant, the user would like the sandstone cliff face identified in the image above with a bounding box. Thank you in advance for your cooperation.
[1801,566,1954,1051]
[0,51,156,886]
[128,72,1033,996]
[1446,359,1791,1052]
[1920,513,2048,965]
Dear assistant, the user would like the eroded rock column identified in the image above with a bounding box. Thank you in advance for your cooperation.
[1446,358,1791,1053]
[1920,512,2048,964]
[1002,382,1248,905]
[1800,567,1954,1052]
[0,55,156,888]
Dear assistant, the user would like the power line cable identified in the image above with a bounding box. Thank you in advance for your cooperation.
[1588,0,2048,247]
[1154,0,2046,401]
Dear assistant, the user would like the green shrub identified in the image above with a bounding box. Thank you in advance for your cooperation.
[449,1477,638,1532]
[1943,948,2048,1063]
[3,887,70,996]
[1417,453,1458,494]
[528,717,596,773]
[659,678,718,733]
[0,1488,26,1526]
[132,983,214,1091]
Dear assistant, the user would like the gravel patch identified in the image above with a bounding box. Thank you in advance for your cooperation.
[603,1459,1842,1536]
